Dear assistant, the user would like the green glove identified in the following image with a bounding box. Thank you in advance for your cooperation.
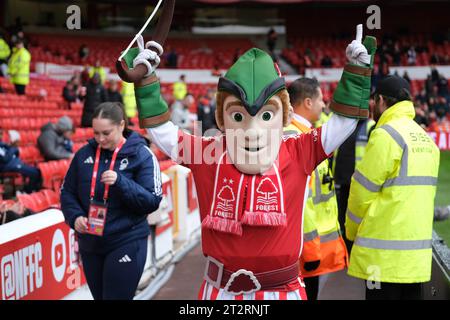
[330,26,377,119]
[121,46,170,128]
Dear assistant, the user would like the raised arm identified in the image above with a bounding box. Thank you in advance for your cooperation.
[322,24,377,155]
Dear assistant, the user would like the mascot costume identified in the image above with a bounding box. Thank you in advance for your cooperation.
[116,0,376,300]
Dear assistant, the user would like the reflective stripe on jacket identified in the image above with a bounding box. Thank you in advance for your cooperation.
[346,100,440,283]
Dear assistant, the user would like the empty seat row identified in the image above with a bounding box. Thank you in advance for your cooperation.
[16,189,60,213]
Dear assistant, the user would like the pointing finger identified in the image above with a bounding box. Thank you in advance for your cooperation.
[356,24,363,43]
[137,35,145,51]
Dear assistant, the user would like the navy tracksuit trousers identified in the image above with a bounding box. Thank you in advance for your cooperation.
[80,238,148,300]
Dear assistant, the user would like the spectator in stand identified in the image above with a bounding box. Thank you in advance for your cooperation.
[425,75,434,97]
[197,91,217,136]
[233,48,242,64]
[431,68,440,84]
[433,96,449,121]
[437,76,449,97]
[0,201,35,225]
[37,116,74,161]
[0,130,42,193]
[173,74,187,101]
[106,80,123,103]
[7,39,30,95]
[402,71,411,84]
[81,65,91,87]
[81,73,107,127]
[303,54,313,70]
[320,55,333,68]
[415,89,428,105]
[429,85,440,104]
[430,53,440,65]
[165,46,178,68]
[211,64,222,77]
[63,129,75,153]
[392,43,401,66]
[414,103,429,129]
[304,48,315,65]
[266,28,278,55]
[11,30,28,49]
[407,46,417,65]
[79,44,89,62]
[71,70,82,90]
[121,81,137,125]
[89,59,107,85]
[0,32,11,77]
[444,54,450,65]
[170,94,192,133]
[63,80,82,109]
[372,63,389,94]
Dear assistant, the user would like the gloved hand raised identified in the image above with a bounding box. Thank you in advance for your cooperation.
[346,24,371,66]
[132,35,164,78]
[329,24,377,119]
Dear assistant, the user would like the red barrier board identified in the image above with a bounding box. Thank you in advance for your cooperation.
[0,222,86,300]
[428,131,450,150]
[155,179,174,236]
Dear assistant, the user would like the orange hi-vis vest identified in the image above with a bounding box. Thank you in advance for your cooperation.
[285,118,348,277]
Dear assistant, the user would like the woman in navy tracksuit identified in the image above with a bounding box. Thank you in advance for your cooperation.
[61,102,162,300]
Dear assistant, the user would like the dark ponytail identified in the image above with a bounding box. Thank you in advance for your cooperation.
[93,102,132,137]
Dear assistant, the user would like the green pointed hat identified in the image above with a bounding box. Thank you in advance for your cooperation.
[218,48,285,116]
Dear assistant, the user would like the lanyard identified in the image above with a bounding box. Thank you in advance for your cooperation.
[90,138,126,202]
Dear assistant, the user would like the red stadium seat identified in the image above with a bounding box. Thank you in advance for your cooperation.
[40,189,60,208]
[17,193,39,212]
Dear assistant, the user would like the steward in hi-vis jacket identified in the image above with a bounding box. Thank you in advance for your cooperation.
[346,75,440,300]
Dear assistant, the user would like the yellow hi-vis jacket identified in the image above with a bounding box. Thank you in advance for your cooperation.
[0,39,11,60]
[121,81,137,118]
[285,118,348,277]
[8,47,31,85]
[314,111,332,128]
[355,119,376,166]
[89,66,106,84]
[346,100,440,283]
[173,81,187,101]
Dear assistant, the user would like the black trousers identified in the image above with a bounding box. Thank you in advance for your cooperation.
[304,276,319,300]
[335,183,353,252]
[80,238,148,300]
[366,282,423,300]
[14,84,26,95]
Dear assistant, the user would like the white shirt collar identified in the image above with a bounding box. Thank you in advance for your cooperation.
[293,113,312,128]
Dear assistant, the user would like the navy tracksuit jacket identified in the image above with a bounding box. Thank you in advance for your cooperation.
[61,131,162,299]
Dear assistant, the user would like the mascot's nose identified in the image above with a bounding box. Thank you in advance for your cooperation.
[244,128,263,143]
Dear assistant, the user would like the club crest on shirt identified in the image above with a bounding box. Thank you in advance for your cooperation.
[256,177,279,212]
[119,158,129,171]
[215,178,235,219]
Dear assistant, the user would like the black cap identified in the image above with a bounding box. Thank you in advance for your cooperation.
[375,75,411,100]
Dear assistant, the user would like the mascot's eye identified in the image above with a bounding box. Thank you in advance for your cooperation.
[262,111,273,121]
[232,112,244,122]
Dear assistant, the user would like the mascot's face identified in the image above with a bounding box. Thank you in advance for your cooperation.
[222,94,284,175]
